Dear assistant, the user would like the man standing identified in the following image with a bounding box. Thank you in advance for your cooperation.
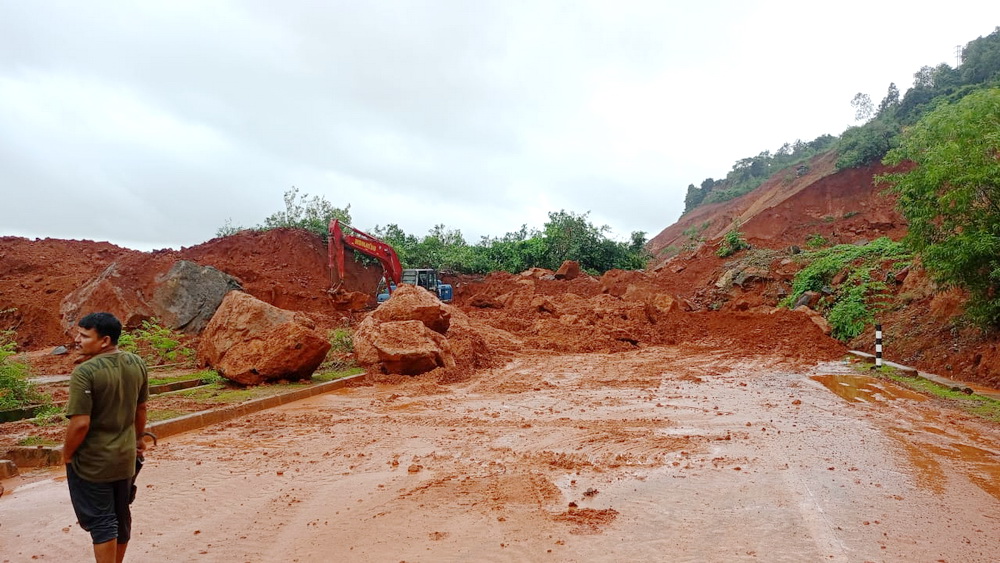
[63,312,149,563]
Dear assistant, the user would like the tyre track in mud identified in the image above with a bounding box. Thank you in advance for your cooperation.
[2,346,999,562]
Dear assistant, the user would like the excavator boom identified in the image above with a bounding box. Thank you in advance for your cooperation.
[328,219,403,293]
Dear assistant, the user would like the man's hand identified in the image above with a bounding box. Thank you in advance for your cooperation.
[136,437,147,456]
[62,414,91,465]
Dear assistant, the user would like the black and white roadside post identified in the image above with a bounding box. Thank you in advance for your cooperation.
[875,323,883,368]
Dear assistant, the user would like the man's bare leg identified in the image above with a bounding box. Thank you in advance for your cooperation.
[116,542,128,563]
[92,539,115,563]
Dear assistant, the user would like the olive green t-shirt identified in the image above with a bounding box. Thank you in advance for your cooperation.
[66,351,149,483]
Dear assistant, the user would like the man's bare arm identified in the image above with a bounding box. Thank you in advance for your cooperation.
[62,415,91,464]
[135,402,148,453]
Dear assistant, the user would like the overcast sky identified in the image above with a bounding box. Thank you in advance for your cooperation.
[1,1,996,251]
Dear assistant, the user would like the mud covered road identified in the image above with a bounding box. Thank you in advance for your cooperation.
[3,346,998,562]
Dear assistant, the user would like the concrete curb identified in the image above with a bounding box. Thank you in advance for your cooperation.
[148,373,365,439]
[848,350,1000,401]
[3,374,365,471]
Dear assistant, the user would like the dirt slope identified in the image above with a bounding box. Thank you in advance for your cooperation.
[643,151,998,387]
[647,153,907,259]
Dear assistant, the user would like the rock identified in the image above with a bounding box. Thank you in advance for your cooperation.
[894,266,910,284]
[520,267,554,279]
[793,291,821,309]
[197,292,331,385]
[352,316,381,367]
[715,269,737,289]
[554,261,581,280]
[0,459,19,479]
[151,260,243,333]
[61,259,241,335]
[355,319,456,375]
[794,305,832,336]
[599,269,646,297]
[830,271,847,286]
[531,296,558,315]
[329,288,372,311]
[50,346,68,355]
[61,262,145,330]
[373,285,451,334]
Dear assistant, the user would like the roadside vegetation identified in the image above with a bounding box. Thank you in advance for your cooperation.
[0,328,46,411]
[855,361,1000,422]
[878,88,1000,330]
[782,238,912,341]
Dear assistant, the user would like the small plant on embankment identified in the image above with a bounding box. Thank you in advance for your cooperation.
[16,435,61,447]
[321,328,358,372]
[716,230,750,258]
[328,328,354,353]
[118,319,195,366]
[30,404,66,426]
[148,370,222,386]
[0,329,47,411]
[782,237,911,341]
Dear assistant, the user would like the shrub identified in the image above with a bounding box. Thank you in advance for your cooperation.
[329,328,354,353]
[716,230,750,258]
[782,238,910,341]
[805,234,829,249]
[120,320,195,366]
[0,330,45,410]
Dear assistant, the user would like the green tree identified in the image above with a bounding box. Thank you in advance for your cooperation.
[835,118,900,169]
[851,92,874,122]
[877,82,900,117]
[261,187,352,240]
[879,88,1000,327]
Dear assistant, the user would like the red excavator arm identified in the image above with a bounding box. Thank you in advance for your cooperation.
[328,219,403,294]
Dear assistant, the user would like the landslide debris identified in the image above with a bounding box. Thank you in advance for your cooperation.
[0,229,366,350]
[198,291,331,385]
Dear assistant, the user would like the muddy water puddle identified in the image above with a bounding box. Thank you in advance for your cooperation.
[811,374,927,403]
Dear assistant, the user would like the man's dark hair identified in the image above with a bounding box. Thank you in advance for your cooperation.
[78,312,123,345]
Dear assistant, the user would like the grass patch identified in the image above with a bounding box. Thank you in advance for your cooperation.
[313,367,364,382]
[148,409,190,422]
[148,370,222,386]
[16,435,60,447]
[118,319,195,367]
[885,373,1000,422]
[851,360,1000,423]
[30,405,66,426]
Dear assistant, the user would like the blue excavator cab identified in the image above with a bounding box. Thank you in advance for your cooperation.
[377,269,452,303]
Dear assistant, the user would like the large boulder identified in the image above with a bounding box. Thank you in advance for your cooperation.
[554,260,581,280]
[373,285,450,333]
[61,259,241,335]
[354,317,455,375]
[61,263,146,330]
[197,291,331,385]
[151,260,243,333]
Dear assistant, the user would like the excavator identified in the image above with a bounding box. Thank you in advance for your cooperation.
[328,219,452,303]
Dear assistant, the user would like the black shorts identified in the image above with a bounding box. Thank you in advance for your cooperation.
[66,464,132,544]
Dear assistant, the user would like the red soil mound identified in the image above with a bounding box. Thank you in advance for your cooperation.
[0,229,382,350]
